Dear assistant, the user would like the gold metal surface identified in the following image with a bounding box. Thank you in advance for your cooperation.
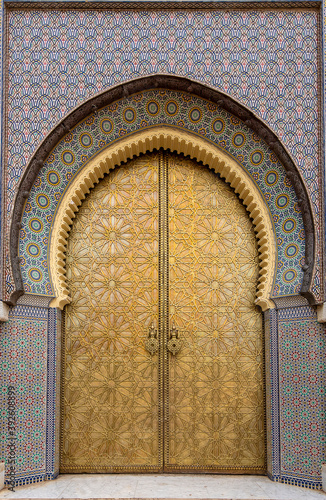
[61,151,265,473]
[165,154,265,472]
[61,154,162,472]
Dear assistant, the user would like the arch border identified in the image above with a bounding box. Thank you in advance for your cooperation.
[10,75,315,305]
[49,126,276,312]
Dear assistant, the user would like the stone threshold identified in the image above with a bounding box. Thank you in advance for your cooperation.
[0,474,325,500]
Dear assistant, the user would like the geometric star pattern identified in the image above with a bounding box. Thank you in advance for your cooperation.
[61,154,161,471]
[166,155,265,471]
[61,152,265,472]
[6,8,320,300]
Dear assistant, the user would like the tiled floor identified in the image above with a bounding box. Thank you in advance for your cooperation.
[0,474,325,500]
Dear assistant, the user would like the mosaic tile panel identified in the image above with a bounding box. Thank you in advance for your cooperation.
[6,9,319,210]
[3,8,321,300]
[278,306,326,488]
[19,89,305,298]
[0,305,48,484]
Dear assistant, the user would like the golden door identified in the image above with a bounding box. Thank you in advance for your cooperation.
[60,151,265,473]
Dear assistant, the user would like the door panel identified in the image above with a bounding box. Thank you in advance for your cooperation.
[61,154,162,472]
[166,154,265,472]
[61,151,265,473]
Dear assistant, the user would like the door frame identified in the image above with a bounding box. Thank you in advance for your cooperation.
[50,128,277,477]
[59,149,267,473]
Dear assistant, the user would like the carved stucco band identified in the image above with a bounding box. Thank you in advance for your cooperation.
[10,75,315,305]
[49,127,276,312]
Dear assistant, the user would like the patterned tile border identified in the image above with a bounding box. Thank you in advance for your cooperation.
[4,0,322,8]
[18,89,305,299]
[265,308,281,481]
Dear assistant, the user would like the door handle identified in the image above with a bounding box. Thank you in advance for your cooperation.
[145,324,159,355]
[167,323,182,355]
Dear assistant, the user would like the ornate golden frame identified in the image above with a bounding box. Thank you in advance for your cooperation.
[49,126,276,311]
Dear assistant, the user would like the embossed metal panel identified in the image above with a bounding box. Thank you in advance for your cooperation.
[165,154,265,472]
[61,154,162,472]
[61,151,265,473]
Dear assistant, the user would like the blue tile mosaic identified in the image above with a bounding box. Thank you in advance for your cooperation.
[0,306,48,483]
[19,90,305,298]
[3,8,321,300]
[278,306,326,489]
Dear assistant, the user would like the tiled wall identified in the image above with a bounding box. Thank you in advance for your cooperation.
[0,0,4,290]
[2,6,322,300]
[0,304,60,485]
[0,2,324,491]
[266,303,326,489]
[6,9,319,203]
[278,306,326,488]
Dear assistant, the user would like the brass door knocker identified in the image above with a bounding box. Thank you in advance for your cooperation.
[167,323,182,355]
[145,324,159,355]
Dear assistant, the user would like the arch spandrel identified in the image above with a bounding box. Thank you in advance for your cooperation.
[15,83,309,307]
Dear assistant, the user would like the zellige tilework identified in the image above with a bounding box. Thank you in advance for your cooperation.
[0,306,48,484]
[3,8,321,300]
[278,306,326,489]
[19,90,305,298]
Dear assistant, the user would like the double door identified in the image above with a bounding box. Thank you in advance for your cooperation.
[60,151,265,473]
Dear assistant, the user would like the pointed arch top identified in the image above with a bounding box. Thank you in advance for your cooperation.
[10,75,315,306]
